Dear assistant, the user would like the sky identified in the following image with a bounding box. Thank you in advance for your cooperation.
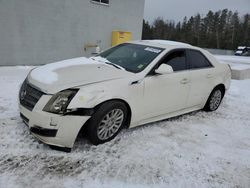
[144,0,250,23]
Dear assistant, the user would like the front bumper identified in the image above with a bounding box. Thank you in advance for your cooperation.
[19,104,91,149]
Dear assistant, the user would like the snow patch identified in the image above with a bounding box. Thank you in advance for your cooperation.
[144,40,191,47]
[30,57,99,84]
[215,55,250,64]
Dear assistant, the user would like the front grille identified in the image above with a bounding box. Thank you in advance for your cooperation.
[19,79,45,111]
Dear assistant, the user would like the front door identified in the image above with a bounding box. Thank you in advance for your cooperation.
[142,50,191,120]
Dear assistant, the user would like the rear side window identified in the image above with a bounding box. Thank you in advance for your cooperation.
[161,50,187,71]
[187,50,212,69]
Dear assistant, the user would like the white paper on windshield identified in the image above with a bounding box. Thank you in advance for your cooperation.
[144,47,162,54]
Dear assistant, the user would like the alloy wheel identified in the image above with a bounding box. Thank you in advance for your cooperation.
[209,90,222,111]
[97,109,124,140]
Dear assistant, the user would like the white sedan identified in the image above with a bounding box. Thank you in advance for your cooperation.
[19,40,231,151]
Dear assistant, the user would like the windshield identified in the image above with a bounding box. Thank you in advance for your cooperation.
[97,43,164,73]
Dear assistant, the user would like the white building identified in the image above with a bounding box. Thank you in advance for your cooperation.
[0,0,145,66]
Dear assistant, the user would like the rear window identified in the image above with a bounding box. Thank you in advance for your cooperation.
[187,50,212,69]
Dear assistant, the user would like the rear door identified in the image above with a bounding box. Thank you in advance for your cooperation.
[186,49,215,107]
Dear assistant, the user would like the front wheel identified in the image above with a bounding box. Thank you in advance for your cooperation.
[86,101,128,145]
[204,87,224,112]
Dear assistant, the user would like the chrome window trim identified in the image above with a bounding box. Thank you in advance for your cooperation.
[188,66,215,72]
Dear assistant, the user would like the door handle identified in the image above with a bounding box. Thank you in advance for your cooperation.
[180,78,189,84]
[206,74,213,78]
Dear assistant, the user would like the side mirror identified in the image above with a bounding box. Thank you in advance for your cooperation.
[155,64,173,75]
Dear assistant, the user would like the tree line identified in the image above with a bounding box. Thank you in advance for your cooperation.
[142,9,250,50]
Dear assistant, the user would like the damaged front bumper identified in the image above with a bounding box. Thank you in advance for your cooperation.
[19,104,91,150]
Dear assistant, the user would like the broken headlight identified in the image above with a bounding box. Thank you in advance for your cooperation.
[43,89,78,114]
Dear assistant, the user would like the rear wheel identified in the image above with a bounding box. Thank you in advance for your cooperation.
[86,101,128,145]
[204,87,224,111]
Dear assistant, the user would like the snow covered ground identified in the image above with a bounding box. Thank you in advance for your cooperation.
[215,55,250,80]
[215,55,250,65]
[0,66,250,188]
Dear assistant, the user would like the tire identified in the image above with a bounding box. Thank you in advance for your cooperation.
[86,101,128,145]
[204,87,224,112]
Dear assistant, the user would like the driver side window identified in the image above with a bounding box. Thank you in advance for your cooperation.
[161,50,187,71]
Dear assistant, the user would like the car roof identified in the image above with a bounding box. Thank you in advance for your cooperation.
[127,40,217,64]
[129,40,194,49]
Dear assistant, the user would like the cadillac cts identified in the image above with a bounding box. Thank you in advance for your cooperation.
[19,40,231,151]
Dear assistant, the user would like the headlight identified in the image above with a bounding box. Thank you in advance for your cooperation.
[43,89,78,114]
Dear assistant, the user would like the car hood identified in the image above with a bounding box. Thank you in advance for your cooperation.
[27,57,134,94]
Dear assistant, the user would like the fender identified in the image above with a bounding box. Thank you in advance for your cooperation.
[68,87,132,109]
[66,79,143,127]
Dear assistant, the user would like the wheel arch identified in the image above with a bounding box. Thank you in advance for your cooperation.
[93,98,132,128]
[213,83,226,97]
[74,98,132,146]
[203,83,226,111]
